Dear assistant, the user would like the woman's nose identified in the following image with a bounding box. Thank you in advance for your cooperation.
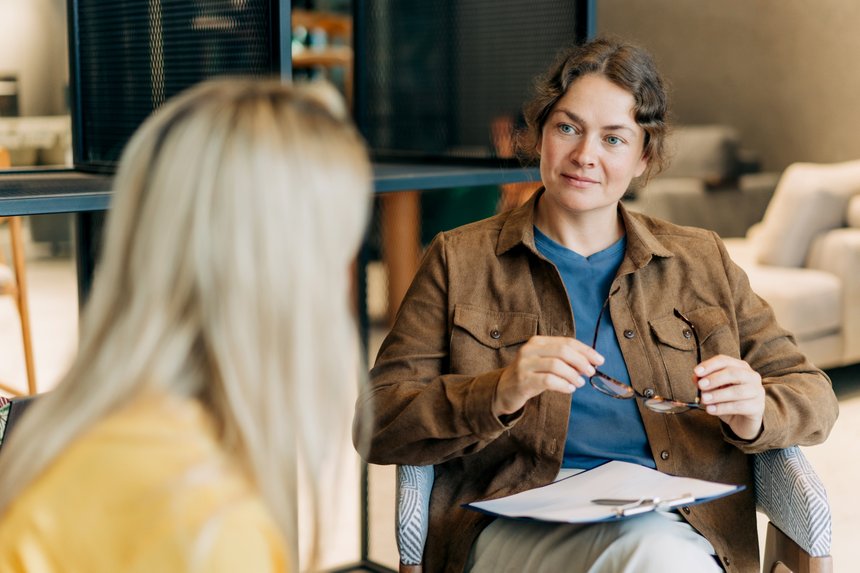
[570,136,597,167]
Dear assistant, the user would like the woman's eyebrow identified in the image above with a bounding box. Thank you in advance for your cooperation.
[551,108,637,134]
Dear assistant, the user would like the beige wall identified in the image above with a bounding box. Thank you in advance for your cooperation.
[598,0,860,172]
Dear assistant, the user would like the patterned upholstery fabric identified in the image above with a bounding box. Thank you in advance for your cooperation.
[396,446,832,564]
[754,445,832,556]
[396,464,435,565]
[0,402,10,447]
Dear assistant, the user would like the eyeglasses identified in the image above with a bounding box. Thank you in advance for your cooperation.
[588,299,704,414]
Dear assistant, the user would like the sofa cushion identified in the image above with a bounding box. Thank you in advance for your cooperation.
[752,160,860,268]
[725,239,841,340]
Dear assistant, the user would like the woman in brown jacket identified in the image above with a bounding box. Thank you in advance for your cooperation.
[355,37,838,573]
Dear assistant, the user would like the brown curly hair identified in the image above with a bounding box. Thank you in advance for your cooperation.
[518,37,670,182]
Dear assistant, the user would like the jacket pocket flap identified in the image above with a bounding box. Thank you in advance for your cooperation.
[649,306,729,351]
[453,305,538,349]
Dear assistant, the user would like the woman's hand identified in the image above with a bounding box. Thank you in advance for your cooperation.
[493,336,604,417]
[695,355,765,441]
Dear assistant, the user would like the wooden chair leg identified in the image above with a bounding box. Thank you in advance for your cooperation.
[10,217,37,394]
[763,522,832,573]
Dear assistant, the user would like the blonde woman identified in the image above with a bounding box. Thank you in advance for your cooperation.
[0,78,371,571]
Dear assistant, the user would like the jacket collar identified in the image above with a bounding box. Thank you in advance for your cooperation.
[496,188,675,269]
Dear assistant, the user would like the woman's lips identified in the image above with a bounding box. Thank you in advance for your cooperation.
[562,173,599,188]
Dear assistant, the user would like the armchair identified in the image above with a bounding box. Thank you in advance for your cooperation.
[723,160,860,369]
[395,447,832,573]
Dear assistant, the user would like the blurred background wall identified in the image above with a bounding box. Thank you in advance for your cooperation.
[599,0,860,171]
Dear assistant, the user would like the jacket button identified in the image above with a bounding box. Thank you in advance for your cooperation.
[490,329,501,339]
[643,388,655,399]
[660,450,670,460]
[722,556,731,566]
[623,329,635,339]
[682,506,691,514]
[683,329,692,339]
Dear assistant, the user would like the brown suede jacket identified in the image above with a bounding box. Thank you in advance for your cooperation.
[355,191,838,573]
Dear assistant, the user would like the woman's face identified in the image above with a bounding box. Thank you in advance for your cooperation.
[538,73,647,218]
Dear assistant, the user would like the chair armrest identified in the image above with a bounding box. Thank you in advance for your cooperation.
[807,227,860,364]
[0,395,38,453]
[0,402,10,446]
[754,446,831,557]
[396,465,435,567]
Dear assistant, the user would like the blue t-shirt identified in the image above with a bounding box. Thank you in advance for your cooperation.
[534,227,655,470]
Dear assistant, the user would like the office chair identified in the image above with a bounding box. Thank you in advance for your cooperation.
[396,447,833,573]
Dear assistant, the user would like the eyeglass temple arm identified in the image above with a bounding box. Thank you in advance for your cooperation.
[673,308,702,403]
[592,296,612,349]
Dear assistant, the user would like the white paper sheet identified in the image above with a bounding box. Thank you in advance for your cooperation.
[466,460,743,523]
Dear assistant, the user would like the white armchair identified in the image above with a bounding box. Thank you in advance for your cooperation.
[723,160,860,369]
[395,447,833,573]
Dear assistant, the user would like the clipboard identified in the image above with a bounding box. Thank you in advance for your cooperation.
[464,460,744,524]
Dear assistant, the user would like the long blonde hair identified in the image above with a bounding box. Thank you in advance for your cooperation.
[0,78,371,568]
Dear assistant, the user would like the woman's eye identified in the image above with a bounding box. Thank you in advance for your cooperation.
[559,124,575,135]
[606,135,623,145]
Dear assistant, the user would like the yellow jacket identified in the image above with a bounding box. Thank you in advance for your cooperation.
[0,391,288,572]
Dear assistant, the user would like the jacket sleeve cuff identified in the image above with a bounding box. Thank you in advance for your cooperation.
[721,401,783,452]
[464,368,523,439]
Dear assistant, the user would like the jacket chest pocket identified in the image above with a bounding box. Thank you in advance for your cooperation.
[450,304,538,374]
[649,306,732,404]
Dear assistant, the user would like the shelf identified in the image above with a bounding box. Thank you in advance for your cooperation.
[0,163,540,216]
[373,162,539,193]
[0,170,112,216]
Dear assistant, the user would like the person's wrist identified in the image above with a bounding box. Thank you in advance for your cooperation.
[725,417,764,442]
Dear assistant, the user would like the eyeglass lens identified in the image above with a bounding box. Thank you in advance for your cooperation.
[588,302,703,414]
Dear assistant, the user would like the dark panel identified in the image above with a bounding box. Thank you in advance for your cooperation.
[355,0,581,163]
[70,0,281,172]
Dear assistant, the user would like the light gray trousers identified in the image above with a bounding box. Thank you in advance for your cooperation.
[467,510,724,573]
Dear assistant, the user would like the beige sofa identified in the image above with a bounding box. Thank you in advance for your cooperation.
[723,160,860,369]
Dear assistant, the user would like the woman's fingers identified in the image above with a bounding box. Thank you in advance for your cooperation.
[493,336,603,416]
[524,336,604,374]
[521,356,587,389]
[695,354,764,440]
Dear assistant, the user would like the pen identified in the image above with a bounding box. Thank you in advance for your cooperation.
[591,493,695,516]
